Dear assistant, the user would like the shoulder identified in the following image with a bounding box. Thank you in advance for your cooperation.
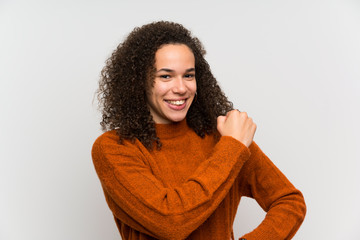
[92,130,120,154]
[91,130,142,158]
[92,130,117,162]
[93,130,119,147]
[91,130,151,177]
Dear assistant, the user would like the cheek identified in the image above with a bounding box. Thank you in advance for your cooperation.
[153,82,170,97]
[189,80,197,93]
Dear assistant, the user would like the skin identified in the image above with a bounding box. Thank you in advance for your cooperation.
[147,44,197,124]
[147,44,257,147]
[217,110,257,147]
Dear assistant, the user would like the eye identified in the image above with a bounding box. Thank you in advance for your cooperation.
[159,75,171,79]
[184,74,195,79]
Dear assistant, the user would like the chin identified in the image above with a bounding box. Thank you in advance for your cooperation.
[167,113,187,123]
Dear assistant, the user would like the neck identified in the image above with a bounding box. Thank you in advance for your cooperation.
[155,119,189,139]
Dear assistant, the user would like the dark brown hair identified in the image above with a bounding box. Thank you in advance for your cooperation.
[97,21,233,149]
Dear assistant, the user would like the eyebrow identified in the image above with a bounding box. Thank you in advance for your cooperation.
[156,68,195,73]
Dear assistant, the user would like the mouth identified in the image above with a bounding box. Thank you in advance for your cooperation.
[164,98,187,110]
[165,99,186,106]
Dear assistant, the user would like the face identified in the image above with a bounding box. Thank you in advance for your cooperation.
[146,44,197,124]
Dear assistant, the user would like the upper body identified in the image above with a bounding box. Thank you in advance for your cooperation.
[92,21,306,239]
[92,120,306,240]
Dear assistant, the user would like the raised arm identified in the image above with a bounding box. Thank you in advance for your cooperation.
[92,134,250,240]
[238,142,306,240]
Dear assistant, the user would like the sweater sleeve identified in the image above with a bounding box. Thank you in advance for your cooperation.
[92,133,251,240]
[238,142,306,240]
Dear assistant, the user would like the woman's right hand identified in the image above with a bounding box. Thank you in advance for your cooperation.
[217,110,257,147]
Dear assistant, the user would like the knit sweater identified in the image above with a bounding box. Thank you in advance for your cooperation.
[92,120,306,240]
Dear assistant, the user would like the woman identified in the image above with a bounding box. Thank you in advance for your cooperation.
[92,21,306,240]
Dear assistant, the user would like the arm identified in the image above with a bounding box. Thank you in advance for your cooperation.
[239,142,306,240]
[92,133,251,240]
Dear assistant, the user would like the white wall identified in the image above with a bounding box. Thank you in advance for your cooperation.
[1,0,359,239]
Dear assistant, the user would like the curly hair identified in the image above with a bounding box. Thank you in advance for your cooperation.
[97,21,233,150]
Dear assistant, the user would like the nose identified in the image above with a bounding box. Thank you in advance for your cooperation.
[172,77,186,94]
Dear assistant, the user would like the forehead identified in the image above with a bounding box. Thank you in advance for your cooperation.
[154,44,195,69]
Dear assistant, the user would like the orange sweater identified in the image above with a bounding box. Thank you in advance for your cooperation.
[92,120,306,240]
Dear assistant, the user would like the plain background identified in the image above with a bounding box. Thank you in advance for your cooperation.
[1,0,359,239]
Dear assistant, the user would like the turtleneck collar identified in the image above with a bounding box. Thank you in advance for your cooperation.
[155,119,190,139]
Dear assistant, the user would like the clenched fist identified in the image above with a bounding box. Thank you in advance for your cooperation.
[217,110,257,147]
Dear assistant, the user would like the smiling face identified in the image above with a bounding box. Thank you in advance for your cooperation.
[146,44,197,124]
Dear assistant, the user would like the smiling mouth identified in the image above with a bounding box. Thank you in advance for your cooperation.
[165,99,186,106]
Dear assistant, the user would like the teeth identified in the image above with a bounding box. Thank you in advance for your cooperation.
[167,100,185,106]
